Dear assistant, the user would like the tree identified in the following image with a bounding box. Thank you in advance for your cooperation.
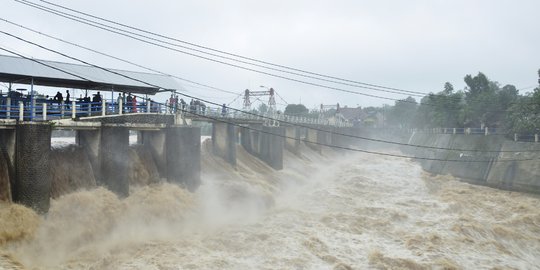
[464,72,492,100]
[387,96,417,128]
[284,104,309,116]
[462,73,506,127]
[443,82,454,95]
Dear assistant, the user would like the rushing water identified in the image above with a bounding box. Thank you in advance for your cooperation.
[1,141,540,269]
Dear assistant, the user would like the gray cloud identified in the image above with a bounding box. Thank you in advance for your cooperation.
[1,0,539,110]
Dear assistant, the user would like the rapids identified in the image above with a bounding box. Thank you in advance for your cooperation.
[1,139,539,269]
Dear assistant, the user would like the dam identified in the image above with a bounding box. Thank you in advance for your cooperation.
[1,56,539,269]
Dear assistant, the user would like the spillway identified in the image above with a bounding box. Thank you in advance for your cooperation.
[0,139,539,269]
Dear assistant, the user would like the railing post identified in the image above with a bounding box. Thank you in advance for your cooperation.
[535,134,538,143]
[19,101,24,121]
[485,127,488,136]
[119,98,123,115]
[102,99,106,116]
[31,98,36,119]
[42,103,47,121]
[87,102,91,116]
[60,101,65,118]
[147,100,151,113]
[6,97,10,119]
[453,128,456,134]
[72,101,76,119]
[514,133,518,142]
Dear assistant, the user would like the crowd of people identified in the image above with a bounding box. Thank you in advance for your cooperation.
[0,89,230,118]
[166,94,208,115]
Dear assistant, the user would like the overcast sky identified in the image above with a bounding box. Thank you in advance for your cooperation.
[1,0,539,111]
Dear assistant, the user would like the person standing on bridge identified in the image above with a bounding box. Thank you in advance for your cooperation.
[65,90,70,110]
[54,91,63,107]
[131,95,137,113]
[180,98,186,112]
[221,103,227,117]
[126,94,132,112]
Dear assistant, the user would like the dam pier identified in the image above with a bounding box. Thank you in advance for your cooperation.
[0,114,354,213]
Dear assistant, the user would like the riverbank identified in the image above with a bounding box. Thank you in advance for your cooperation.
[405,132,540,194]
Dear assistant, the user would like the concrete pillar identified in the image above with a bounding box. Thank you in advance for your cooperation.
[259,126,285,170]
[77,130,101,183]
[331,127,349,148]
[71,101,76,119]
[141,130,167,180]
[305,127,320,152]
[13,123,51,213]
[6,97,11,119]
[0,129,15,202]
[284,126,301,154]
[240,126,253,154]
[212,122,236,166]
[19,101,23,121]
[42,103,47,121]
[165,126,201,191]
[100,126,129,197]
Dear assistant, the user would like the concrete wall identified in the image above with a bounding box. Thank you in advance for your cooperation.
[406,132,540,194]
[305,128,321,152]
[284,126,300,155]
[80,114,174,125]
[258,126,285,170]
[212,122,236,166]
[100,126,130,197]
[77,130,101,183]
[0,129,15,202]
[14,123,51,213]
[487,142,540,193]
[141,130,167,180]
[166,126,201,191]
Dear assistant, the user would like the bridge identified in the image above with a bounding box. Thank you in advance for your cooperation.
[0,55,358,213]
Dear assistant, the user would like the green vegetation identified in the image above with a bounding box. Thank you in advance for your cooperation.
[384,70,540,134]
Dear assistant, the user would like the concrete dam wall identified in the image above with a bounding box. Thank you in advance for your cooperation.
[405,132,540,194]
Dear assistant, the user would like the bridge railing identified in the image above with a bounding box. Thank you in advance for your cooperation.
[405,126,540,143]
[0,96,352,127]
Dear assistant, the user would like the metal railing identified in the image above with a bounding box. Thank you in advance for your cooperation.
[407,127,540,143]
[0,96,351,127]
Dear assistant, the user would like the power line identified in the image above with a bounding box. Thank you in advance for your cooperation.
[14,0,522,113]
[0,17,239,97]
[2,31,539,156]
[13,0,435,100]
[32,0,431,97]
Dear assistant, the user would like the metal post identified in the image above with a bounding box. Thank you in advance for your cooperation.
[485,127,488,136]
[60,101,65,118]
[102,99,106,116]
[514,133,518,142]
[87,101,91,116]
[147,100,151,113]
[71,101,76,119]
[6,97,10,119]
[453,128,456,134]
[119,98,123,115]
[31,97,36,120]
[43,103,47,121]
[30,77,35,119]
[535,134,538,143]
[19,101,24,121]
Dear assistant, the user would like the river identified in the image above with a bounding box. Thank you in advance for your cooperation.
[1,140,539,269]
